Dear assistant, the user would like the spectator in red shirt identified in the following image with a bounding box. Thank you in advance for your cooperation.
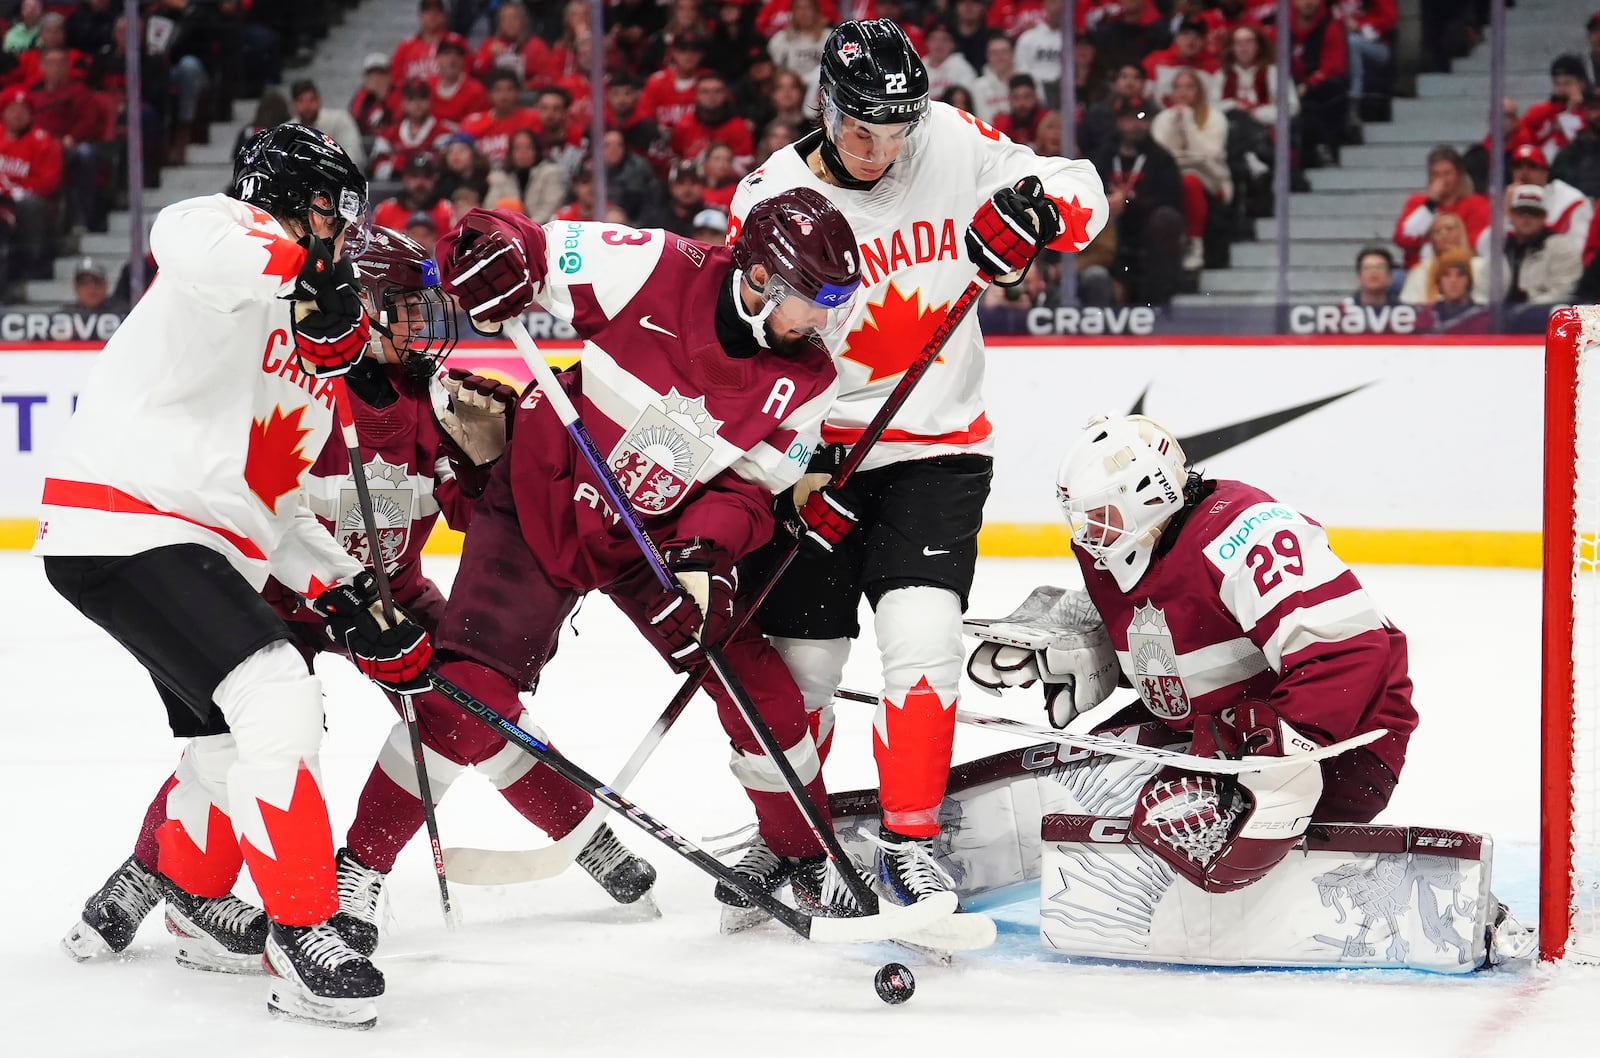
[1334,1,1397,107]
[370,79,459,181]
[1144,18,1220,107]
[474,0,552,88]
[391,0,460,86]
[459,70,541,168]
[992,74,1046,149]
[25,47,105,234]
[987,0,1046,39]
[1283,0,1349,167]
[429,37,490,126]
[371,150,453,235]
[606,71,667,160]
[351,53,403,143]
[0,86,62,282]
[1392,144,1490,269]
[640,33,709,131]
[669,73,755,174]
[1506,55,1590,167]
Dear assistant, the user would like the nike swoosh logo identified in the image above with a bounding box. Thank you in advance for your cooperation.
[639,315,677,338]
[1130,383,1370,464]
[923,546,951,556]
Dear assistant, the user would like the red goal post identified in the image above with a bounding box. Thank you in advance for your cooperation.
[1543,306,1600,962]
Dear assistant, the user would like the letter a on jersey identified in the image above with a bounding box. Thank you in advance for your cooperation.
[607,389,724,514]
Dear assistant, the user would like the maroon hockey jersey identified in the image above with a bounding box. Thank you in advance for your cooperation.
[1075,479,1416,778]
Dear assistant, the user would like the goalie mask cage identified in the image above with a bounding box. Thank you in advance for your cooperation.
[1543,305,1600,962]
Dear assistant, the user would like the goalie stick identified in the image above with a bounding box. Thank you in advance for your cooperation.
[830,685,1389,774]
[332,378,456,928]
[443,269,996,887]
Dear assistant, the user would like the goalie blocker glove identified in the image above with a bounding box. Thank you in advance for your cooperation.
[964,175,1063,286]
[287,240,371,377]
[775,442,859,554]
[312,571,433,692]
[648,540,738,670]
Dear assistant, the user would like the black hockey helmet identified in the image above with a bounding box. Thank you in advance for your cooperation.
[819,19,930,126]
[353,225,458,383]
[232,122,368,239]
[732,187,861,347]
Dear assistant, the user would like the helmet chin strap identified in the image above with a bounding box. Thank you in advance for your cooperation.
[731,269,779,348]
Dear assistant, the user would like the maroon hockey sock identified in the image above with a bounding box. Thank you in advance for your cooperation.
[133,773,177,873]
[496,757,595,841]
[345,764,426,875]
[751,775,832,859]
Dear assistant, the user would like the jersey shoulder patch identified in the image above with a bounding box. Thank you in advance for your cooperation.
[1200,499,1313,575]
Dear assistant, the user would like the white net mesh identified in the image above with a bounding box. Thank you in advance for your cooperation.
[1568,305,1600,960]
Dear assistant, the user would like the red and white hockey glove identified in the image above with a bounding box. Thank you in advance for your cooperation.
[438,208,547,329]
[648,539,739,671]
[1130,705,1324,892]
[776,442,859,554]
[290,253,371,377]
[964,175,1064,286]
[312,571,433,693]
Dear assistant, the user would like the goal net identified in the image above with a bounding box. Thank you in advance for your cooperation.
[1543,306,1600,961]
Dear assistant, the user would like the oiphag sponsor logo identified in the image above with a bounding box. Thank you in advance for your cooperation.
[1204,502,1305,568]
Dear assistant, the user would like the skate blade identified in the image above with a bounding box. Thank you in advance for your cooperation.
[61,920,115,962]
[267,988,377,1031]
[719,903,773,935]
[616,891,662,921]
[168,924,265,975]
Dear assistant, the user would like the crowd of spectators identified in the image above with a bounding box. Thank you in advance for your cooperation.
[284,0,1409,309]
[1371,10,1600,333]
[0,0,336,299]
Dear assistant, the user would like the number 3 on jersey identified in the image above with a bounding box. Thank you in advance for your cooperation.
[602,229,651,246]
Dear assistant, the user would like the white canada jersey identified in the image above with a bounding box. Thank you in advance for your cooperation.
[728,102,1109,472]
[35,194,362,596]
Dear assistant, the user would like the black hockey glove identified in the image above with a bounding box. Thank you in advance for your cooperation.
[648,540,738,671]
[312,571,433,693]
[775,442,859,554]
[290,253,371,377]
[965,175,1064,287]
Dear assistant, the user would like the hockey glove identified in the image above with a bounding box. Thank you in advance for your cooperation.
[963,586,1117,728]
[775,442,859,554]
[438,208,545,329]
[964,175,1064,286]
[312,571,434,693]
[648,539,738,671]
[290,255,371,377]
[435,368,518,466]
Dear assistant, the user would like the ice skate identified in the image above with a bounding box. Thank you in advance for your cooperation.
[714,836,790,934]
[789,854,871,918]
[62,855,165,961]
[576,824,660,917]
[1485,897,1538,966]
[874,827,961,910]
[265,921,384,1030]
[162,879,269,974]
[329,848,386,957]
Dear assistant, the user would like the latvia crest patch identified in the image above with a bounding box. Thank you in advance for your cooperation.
[608,389,723,514]
[1127,604,1190,721]
[338,455,412,573]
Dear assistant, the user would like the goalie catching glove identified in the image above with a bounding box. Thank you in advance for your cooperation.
[1131,703,1325,893]
[649,539,738,670]
[286,235,371,377]
[964,586,1118,728]
[965,175,1063,287]
[312,571,433,693]
[435,368,518,466]
[775,442,859,554]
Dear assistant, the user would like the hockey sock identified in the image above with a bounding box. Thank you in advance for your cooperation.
[871,587,962,839]
[344,765,426,875]
[158,740,243,898]
[133,772,177,874]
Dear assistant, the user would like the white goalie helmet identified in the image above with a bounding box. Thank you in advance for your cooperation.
[1056,414,1189,592]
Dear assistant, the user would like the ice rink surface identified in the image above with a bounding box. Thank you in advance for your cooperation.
[3,551,1595,1056]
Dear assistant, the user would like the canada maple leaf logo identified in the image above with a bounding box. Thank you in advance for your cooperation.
[239,204,307,283]
[840,282,950,384]
[1055,194,1095,251]
[246,405,314,514]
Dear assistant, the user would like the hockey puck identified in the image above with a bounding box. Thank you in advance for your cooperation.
[874,962,915,1005]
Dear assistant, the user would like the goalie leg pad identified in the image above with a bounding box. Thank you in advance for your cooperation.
[872,587,962,838]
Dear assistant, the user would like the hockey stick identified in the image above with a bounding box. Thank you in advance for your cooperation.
[331,378,455,928]
[425,668,965,944]
[829,685,1390,774]
[444,270,995,886]
[498,319,889,914]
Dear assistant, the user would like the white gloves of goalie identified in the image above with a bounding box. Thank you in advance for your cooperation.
[434,368,518,466]
[964,586,1119,729]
